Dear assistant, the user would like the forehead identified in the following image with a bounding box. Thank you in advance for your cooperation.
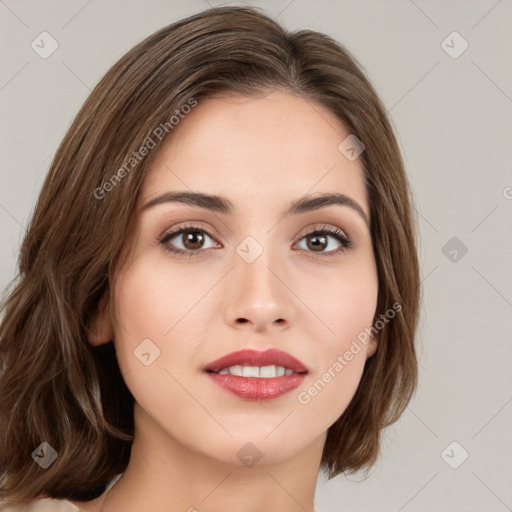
[139,91,368,217]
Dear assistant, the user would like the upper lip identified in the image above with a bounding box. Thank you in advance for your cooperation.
[203,348,309,374]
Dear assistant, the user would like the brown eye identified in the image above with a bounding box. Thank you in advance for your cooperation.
[179,229,206,250]
[295,226,352,257]
[304,232,329,252]
[159,224,219,257]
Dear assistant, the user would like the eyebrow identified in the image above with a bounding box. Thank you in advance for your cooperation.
[141,191,370,228]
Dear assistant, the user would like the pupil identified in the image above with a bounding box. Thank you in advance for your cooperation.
[309,234,326,251]
[185,230,203,249]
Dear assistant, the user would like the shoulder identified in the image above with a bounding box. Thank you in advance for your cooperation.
[3,497,82,511]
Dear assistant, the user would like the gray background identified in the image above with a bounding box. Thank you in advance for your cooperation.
[1,1,511,511]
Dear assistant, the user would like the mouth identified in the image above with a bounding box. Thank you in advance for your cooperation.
[202,348,308,401]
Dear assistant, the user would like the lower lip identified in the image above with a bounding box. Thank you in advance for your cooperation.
[205,372,306,401]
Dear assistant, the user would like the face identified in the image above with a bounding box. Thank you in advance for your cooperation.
[98,91,379,466]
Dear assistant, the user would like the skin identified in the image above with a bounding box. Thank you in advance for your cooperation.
[73,91,379,512]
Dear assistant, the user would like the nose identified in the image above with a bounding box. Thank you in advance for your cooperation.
[223,246,295,333]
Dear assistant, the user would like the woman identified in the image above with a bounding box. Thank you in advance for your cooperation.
[0,5,420,511]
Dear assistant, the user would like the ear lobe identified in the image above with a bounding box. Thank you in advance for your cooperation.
[365,334,378,358]
[87,295,114,346]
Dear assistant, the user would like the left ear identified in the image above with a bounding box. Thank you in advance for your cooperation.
[87,294,114,346]
[365,333,378,358]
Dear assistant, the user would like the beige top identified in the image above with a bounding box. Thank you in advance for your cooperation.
[4,499,322,511]
[3,473,321,511]
[4,502,322,511]
[2,474,122,511]
[2,498,81,511]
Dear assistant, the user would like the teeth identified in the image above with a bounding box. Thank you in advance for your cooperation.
[216,365,295,377]
[243,366,260,377]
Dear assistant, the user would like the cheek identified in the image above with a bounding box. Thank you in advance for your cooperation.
[110,256,200,380]
[110,257,207,436]
[113,254,209,344]
[296,249,379,350]
[292,251,378,422]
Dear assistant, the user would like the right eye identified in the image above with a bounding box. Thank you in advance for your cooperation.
[158,224,220,258]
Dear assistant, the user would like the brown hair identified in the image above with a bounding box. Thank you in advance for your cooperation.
[0,5,420,506]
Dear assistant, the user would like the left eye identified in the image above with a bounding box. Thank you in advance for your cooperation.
[159,224,352,258]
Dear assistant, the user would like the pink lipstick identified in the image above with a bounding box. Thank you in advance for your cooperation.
[202,348,308,401]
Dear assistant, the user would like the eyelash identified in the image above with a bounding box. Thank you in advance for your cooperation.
[157,223,352,259]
